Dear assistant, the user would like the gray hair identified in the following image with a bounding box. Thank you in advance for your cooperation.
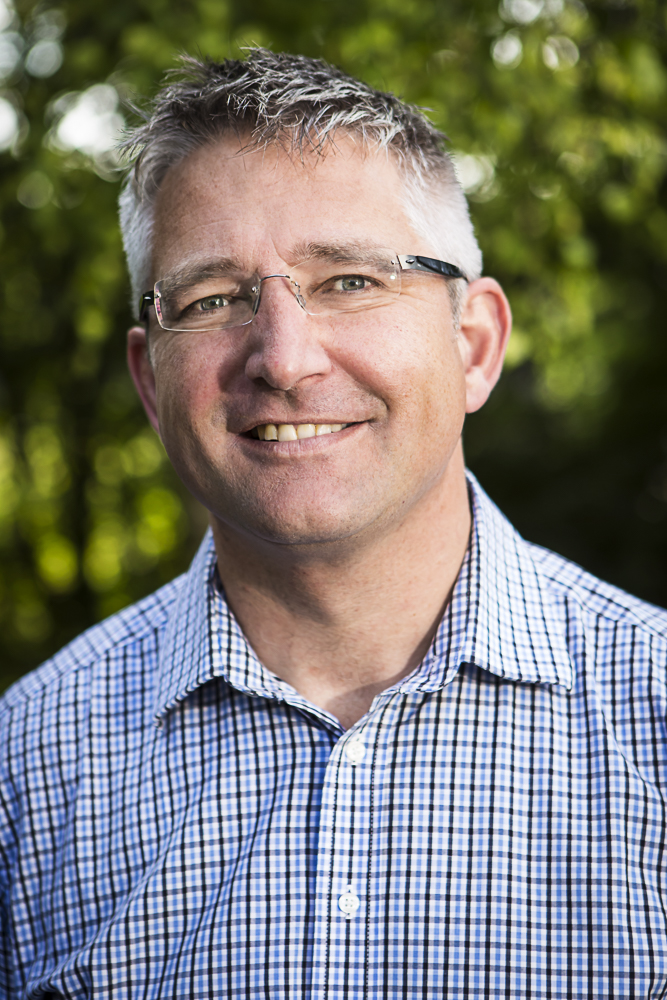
[118,49,482,322]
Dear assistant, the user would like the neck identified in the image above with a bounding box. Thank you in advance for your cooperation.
[210,445,471,729]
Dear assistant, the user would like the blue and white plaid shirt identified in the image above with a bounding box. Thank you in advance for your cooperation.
[2,473,667,998]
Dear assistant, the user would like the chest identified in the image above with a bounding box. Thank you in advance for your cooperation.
[12,672,667,998]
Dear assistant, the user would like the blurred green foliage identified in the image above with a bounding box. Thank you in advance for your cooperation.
[1,0,666,687]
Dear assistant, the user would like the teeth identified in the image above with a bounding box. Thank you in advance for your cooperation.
[277,424,298,441]
[253,422,349,440]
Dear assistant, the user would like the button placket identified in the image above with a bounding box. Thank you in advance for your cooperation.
[310,723,376,997]
[311,694,411,999]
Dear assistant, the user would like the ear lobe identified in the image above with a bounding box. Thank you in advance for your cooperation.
[457,277,512,414]
[127,326,161,436]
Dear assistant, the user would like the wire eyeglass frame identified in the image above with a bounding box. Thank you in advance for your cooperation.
[139,253,467,333]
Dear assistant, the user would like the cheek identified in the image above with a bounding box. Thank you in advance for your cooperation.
[339,317,465,431]
[422,336,467,418]
[152,339,222,436]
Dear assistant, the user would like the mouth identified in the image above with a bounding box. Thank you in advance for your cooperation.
[245,422,353,441]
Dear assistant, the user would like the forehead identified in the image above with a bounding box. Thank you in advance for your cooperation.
[150,133,420,277]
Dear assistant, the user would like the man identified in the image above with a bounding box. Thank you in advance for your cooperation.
[1,48,666,999]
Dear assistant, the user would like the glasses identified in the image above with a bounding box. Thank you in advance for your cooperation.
[139,251,467,334]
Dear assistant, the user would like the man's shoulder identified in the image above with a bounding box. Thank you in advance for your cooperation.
[528,539,667,639]
[470,472,667,644]
[0,573,186,717]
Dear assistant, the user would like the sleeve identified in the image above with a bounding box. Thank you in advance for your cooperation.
[0,898,17,998]
[0,699,21,998]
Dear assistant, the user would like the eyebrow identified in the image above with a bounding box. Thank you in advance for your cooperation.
[157,255,247,294]
[289,239,393,267]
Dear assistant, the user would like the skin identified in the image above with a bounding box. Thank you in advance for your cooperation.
[127,134,512,728]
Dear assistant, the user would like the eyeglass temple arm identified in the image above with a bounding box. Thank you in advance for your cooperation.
[397,255,468,281]
[139,291,155,323]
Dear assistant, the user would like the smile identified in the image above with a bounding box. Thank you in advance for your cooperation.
[249,423,351,441]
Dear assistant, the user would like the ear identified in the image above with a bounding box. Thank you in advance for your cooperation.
[127,326,161,436]
[456,277,512,414]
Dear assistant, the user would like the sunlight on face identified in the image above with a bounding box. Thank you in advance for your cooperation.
[147,134,467,548]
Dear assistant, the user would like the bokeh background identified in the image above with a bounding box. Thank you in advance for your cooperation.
[0,0,665,688]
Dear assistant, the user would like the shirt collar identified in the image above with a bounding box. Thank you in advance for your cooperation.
[154,471,572,721]
[411,471,573,693]
[154,533,220,722]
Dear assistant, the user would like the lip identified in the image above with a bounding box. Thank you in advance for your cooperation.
[235,421,366,456]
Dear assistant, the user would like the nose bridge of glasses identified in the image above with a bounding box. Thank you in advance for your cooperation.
[256,273,306,310]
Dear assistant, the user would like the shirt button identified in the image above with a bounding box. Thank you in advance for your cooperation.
[344,739,366,765]
[338,886,361,918]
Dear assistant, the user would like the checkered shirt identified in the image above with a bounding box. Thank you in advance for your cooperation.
[2,473,667,999]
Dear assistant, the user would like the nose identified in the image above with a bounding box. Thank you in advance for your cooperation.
[244,276,332,391]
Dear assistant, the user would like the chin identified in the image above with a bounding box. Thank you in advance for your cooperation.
[238,510,369,548]
[186,461,400,548]
[214,493,384,549]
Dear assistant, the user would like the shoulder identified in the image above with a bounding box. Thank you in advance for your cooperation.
[0,574,185,719]
[529,540,667,639]
[526,541,667,788]
[468,470,667,642]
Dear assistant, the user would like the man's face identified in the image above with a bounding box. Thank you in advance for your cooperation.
[142,135,471,548]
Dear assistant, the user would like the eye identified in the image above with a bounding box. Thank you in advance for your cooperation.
[197,294,232,312]
[333,275,373,292]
